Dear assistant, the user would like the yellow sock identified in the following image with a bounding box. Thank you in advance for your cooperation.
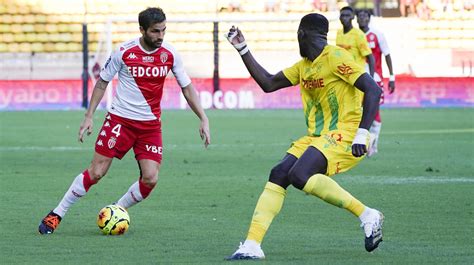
[246,182,287,243]
[302,174,365,217]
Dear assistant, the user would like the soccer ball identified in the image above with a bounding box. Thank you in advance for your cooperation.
[97,204,130,235]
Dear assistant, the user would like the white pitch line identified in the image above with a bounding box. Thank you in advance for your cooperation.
[0,143,289,152]
[1,128,472,152]
[0,146,90,151]
[383,128,474,135]
[207,175,474,184]
[340,175,474,184]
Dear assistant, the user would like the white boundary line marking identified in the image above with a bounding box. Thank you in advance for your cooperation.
[340,175,474,184]
[0,143,289,151]
[1,128,472,151]
[383,128,474,135]
[1,146,472,183]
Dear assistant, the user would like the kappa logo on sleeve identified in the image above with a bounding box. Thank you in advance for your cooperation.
[337,63,354,75]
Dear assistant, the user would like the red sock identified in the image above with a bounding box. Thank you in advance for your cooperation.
[139,178,155,199]
[82,170,98,192]
[375,110,381,123]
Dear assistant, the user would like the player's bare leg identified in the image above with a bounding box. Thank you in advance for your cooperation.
[38,153,112,234]
[116,159,159,209]
[226,155,296,260]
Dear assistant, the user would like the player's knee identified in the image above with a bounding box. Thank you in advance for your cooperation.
[269,164,288,183]
[88,167,106,182]
[287,166,308,190]
[140,171,159,187]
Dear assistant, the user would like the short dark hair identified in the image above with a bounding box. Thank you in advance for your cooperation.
[139,7,166,31]
[356,9,372,18]
[340,6,354,13]
[299,13,329,35]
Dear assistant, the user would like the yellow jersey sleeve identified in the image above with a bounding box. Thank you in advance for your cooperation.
[283,60,302,86]
[357,31,372,57]
[330,48,365,85]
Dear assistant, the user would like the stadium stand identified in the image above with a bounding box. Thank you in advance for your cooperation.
[0,0,473,78]
[1,0,473,53]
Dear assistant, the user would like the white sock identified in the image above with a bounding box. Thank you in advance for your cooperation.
[244,239,260,248]
[116,181,144,209]
[359,206,376,223]
[370,121,382,149]
[53,172,88,218]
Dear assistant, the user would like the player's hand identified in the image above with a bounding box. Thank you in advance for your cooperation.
[351,128,369,157]
[225,26,246,46]
[199,118,211,148]
[78,115,93,143]
[388,81,395,94]
[224,26,248,55]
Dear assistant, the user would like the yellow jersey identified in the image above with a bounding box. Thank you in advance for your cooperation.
[283,45,365,136]
[336,28,372,67]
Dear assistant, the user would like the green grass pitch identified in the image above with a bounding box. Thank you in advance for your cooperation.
[0,108,473,264]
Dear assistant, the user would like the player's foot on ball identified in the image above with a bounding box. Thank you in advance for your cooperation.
[361,210,384,252]
[225,241,265,260]
[38,211,62,234]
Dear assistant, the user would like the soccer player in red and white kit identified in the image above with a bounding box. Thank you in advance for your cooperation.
[357,9,395,157]
[38,7,211,234]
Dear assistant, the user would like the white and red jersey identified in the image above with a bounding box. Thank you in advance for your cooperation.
[100,38,191,121]
[364,28,390,83]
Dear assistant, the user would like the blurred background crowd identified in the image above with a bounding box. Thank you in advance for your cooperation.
[1,0,473,80]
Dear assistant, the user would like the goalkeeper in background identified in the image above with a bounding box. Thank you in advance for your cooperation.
[224,13,384,260]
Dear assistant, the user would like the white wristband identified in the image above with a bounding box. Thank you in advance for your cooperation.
[389,75,395,82]
[352,128,369,146]
[234,42,247,50]
[238,46,249,55]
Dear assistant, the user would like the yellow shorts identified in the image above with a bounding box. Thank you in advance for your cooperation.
[286,130,365,176]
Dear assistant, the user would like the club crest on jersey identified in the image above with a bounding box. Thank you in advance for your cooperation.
[160,52,168,63]
[143,56,154,63]
[108,137,117,149]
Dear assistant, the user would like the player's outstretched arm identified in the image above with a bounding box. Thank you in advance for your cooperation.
[225,26,292,93]
[385,54,395,93]
[78,77,109,143]
[351,73,382,157]
[181,83,211,148]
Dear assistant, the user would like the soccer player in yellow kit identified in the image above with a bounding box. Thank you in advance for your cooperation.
[336,6,375,76]
[225,13,384,260]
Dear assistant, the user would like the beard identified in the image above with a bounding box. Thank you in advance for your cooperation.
[143,34,161,49]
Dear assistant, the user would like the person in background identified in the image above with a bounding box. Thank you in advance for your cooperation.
[336,6,375,78]
[357,9,395,157]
